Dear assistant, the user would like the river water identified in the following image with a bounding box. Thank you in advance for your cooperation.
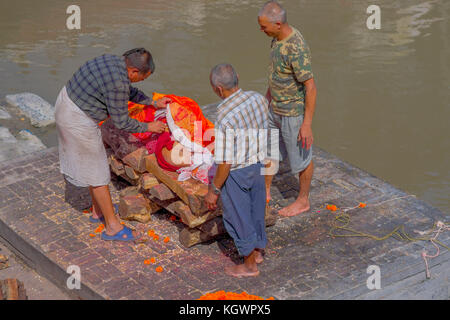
[0,0,448,214]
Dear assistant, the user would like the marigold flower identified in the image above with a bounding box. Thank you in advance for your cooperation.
[156,266,163,273]
[94,224,105,233]
[83,207,92,214]
[150,257,156,264]
[153,235,159,241]
[89,233,96,237]
[326,204,338,211]
[163,237,170,243]
[144,259,151,265]
[198,291,272,300]
[359,202,367,208]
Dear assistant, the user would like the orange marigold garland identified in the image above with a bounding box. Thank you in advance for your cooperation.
[156,266,163,273]
[198,291,274,300]
[326,204,338,211]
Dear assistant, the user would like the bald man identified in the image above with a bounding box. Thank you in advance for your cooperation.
[258,1,317,217]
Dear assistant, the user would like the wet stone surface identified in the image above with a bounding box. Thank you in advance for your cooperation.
[0,147,448,300]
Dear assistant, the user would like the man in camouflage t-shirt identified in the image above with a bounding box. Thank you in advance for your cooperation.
[258,1,318,217]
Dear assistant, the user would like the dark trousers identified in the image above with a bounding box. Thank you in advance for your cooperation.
[220,163,267,257]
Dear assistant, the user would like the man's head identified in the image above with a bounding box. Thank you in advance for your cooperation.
[210,63,239,99]
[123,48,155,82]
[257,1,287,38]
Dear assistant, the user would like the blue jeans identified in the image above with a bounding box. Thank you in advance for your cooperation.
[220,163,268,257]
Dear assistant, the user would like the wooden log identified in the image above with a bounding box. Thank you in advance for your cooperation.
[179,227,219,248]
[148,183,176,201]
[172,201,221,229]
[100,118,146,159]
[122,147,148,173]
[145,154,208,216]
[110,155,125,176]
[140,173,160,190]
[0,279,27,300]
[124,165,140,181]
[118,188,160,223]
[178,204,278,248]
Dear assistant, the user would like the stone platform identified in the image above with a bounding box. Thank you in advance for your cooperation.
[0,146,448,300]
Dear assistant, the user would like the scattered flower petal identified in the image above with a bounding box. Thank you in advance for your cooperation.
[198,291,273,300]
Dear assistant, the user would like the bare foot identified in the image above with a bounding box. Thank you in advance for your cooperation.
[279,198,310,217]
[89,206,104,220]
[225,264,260,278]
[255,249,264,264]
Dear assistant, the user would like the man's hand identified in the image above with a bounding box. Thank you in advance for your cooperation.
[298,123,313,150]
[147,121,167,133]
[155,97,172,109]
[205,190,219,211]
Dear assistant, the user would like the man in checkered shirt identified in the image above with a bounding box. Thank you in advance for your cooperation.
[205,63,270,278]
[55,48,170,241]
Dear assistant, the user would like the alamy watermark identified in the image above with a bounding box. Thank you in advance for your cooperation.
[366,265,381,290]
[66,5,81,30]
[366,5,381,30]
[66,265,81,290]
[167,123,281,176]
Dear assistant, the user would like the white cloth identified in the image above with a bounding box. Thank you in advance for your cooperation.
[55,86,110,187]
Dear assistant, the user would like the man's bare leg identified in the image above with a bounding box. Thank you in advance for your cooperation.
[225,249,260,278]
[279,160,314,217]
[264,160,278,203]
[90,185,138,238]
[89,187,103,220]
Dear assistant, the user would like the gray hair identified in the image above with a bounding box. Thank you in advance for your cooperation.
[123,48,155,74]
[210,63,239,90]
[258,1,287,24]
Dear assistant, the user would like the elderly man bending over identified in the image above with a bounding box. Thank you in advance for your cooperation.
[205,64,269,278]
[55,48,170,241]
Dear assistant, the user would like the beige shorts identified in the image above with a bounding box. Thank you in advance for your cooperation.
[267,108,313,174]
[55,87,110,187]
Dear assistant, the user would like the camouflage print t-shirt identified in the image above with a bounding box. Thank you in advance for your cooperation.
[269,27,313,117]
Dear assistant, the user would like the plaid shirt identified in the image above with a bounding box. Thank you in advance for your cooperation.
[214,89,269,170]
[66,54,151,133]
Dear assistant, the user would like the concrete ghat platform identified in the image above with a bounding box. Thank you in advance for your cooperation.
[0,145,448,300]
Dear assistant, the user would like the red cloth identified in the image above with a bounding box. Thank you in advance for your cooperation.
[154,132,182,171]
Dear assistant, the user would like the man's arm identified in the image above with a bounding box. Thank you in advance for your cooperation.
[205,163,232,211]
[129,86,152,105]
[299,77,317,149]
[106,85,167,134]
[129,86,171,109]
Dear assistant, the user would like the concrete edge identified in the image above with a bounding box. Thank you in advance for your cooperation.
[0,218,104,300]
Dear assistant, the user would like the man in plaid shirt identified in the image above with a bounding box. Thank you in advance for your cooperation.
[205,63,269,278]
[55,48,169,241]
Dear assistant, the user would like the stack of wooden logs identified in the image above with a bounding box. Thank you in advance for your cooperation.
[0,279,27,300]
[101,119,278,247]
